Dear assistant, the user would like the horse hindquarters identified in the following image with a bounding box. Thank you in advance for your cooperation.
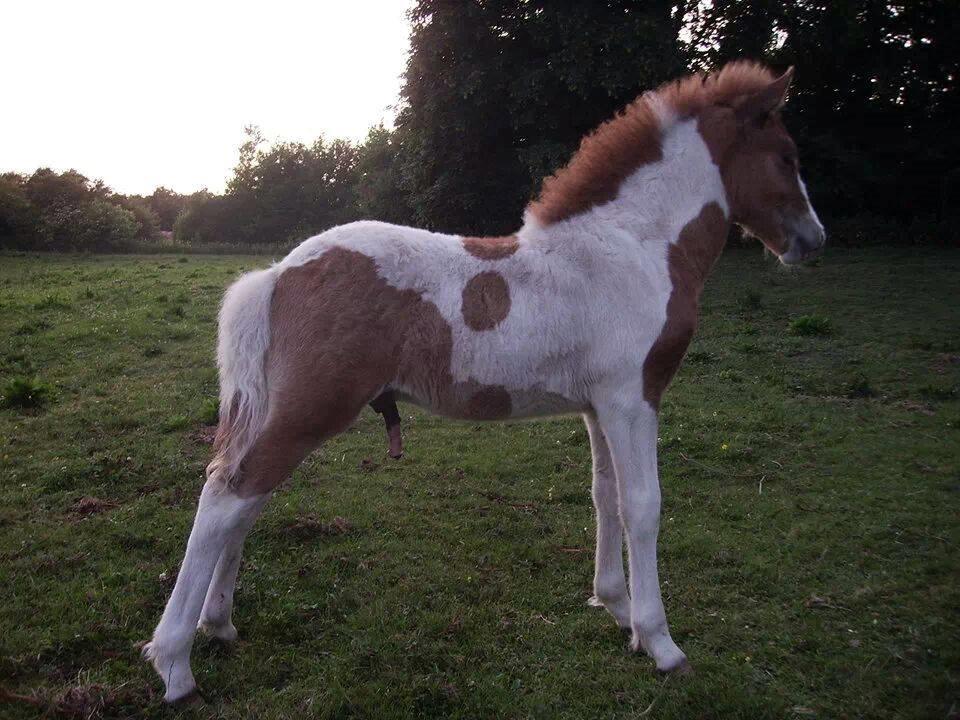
[147,256,387,702]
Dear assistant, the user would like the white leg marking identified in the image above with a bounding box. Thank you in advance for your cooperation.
[144,481,267,702]
[197,530,247,642]
[584,413,630,629]
[594,395,688,672]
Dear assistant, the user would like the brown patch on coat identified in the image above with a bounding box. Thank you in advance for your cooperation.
[643,202,729,409]
[463,235,519,260]
[466,385,512,418]
[528,61,778,225]
[461,271,511,331]
[231,249,511,496]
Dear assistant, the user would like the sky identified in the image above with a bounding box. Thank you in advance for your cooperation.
[1,1,412,195]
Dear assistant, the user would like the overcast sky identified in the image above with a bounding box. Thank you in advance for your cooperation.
[1,1,412,195]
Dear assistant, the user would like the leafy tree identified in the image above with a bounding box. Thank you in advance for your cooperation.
[0,174,39,249]
[114,195,160,239]
[396,0,687,234]
[354,124,414,225]
[147,187,189,230]
[686,0,959,229]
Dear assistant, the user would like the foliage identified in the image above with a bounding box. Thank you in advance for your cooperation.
[0,169,154,251]
[174,127,365,246]
[789,314,832,336]
[147,187,190,230]
[199,397,220,426]
[0,248,956,717]
[0,375,52,410]
[685,0,960,227]
[2,2,956,249]
[395,0,686,234]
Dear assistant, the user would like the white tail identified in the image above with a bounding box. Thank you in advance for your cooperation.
[206,267,279,485]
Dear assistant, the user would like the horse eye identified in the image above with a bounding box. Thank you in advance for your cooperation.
[781,154,796,168]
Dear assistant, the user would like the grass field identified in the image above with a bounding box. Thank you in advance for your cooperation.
[0,247,957,719]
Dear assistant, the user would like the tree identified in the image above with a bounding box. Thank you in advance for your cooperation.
[148,187,189,230]
[686,0,959,228]
[396,0,687,234]
[354,125,414,225]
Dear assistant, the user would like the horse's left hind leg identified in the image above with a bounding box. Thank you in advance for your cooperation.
[144,480,269,702]
[584,412,631,630]
[197,529,246,642]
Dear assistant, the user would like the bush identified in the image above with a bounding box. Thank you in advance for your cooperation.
[1,376,53,410]
[0,174,39,249]
[114,195,160,240]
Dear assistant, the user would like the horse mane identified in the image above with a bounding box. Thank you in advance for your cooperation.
[526,61,778,226]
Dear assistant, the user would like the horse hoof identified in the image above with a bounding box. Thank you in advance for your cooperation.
[198,620,238,643]
[657,658,693,676]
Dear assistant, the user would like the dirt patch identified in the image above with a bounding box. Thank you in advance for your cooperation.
[932,353,960,375]
[897,400,936,416]
[282,515,353,541]
[1,682,154,718]
[190,424,218,444]
[69,496,118,517]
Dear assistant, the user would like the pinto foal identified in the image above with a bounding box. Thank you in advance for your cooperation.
[145,61,824,702]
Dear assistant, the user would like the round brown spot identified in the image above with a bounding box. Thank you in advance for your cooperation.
[463,235,519,260]
[461,271,510,331]
[465,385,512,419]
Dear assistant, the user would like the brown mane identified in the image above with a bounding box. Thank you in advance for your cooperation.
[527,61,778,226]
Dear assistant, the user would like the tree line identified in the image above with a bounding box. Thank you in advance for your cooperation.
[2,0,956,252]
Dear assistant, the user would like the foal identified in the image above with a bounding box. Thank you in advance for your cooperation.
[145,61,824,702]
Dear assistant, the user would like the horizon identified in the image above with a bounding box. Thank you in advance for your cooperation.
[0,0,412,196]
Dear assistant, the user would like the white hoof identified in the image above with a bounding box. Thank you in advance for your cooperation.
[198,619,238,643]
[142,640,197,704]
[588,594,631,630]
[633,631,689,674]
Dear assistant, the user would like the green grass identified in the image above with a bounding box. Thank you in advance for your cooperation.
[0,247,958,719]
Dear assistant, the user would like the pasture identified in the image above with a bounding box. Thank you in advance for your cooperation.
[0,247,957,719]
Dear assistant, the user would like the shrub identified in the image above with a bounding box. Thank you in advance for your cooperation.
[0,174,39,249]
[1,376,53,410]
[790,315,832,336]
[38,200,139,251]
[114,195,160,240]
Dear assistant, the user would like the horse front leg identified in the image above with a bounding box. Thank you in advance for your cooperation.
[584,412,630,630]
[594,392,689,673]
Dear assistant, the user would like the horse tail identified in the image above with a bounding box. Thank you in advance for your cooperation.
[206,266,279,486]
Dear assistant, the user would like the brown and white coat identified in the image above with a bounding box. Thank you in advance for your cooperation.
[145,62,825,702]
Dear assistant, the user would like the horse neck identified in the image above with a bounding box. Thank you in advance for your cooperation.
[521,118,731,291]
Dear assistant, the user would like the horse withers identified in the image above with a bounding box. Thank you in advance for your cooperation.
[145,61,824,702]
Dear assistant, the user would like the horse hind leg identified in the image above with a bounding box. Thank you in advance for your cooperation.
[146,401,356,703]
[143,480,270,703]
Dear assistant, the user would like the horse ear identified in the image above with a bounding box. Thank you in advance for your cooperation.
[737,67,794,125]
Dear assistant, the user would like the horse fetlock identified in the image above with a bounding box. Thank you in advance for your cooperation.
[590,590,631,629]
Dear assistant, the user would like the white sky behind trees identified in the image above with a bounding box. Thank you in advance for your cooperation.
[1,1,412,195]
